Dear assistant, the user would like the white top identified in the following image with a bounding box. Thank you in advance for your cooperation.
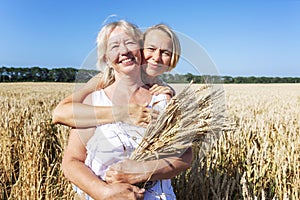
[74,89,176,200]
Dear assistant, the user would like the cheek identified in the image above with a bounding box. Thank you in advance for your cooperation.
[106,51,118,62]
[163,56,171,66]
[143,50,151,60]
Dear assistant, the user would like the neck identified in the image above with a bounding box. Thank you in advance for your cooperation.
[141,72,157,86]
[107,71,144,104]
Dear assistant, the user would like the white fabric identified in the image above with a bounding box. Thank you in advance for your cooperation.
[75,89,176,200]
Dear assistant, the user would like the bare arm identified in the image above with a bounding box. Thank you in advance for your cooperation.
[62,128,145,200]
[52,73,154,128]
[105,147,193,184]
[52,73,109,127]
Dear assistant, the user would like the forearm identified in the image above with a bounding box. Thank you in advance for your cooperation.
[62,128,107,199]
[62,157,107,199]
[105,148,193,184]
[53,102,115,128]
[147,147,193,181]
[52,73,105,127]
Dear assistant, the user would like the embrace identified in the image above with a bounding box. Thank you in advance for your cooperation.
[53,20,193,200]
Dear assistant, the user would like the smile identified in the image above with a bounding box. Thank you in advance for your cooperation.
[119,57,136,65]
[147,62,161,68]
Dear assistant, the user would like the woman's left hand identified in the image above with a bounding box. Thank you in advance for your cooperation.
[149,84,174,97]
[105,159,152,184]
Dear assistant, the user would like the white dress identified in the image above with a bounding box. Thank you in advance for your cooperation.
[74,89,176,200]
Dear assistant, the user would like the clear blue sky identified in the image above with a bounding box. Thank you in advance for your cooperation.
[0,0,299,77]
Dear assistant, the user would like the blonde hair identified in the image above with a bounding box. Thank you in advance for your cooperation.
[143,24,181,69]
[96,20,143,88]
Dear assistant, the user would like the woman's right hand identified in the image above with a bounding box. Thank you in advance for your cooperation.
[100,182,145,200]
[114,104,158,127]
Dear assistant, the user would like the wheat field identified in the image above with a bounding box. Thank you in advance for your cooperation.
[0,82,299,199]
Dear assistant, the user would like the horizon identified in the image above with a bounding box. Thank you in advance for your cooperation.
[1,65,299,78]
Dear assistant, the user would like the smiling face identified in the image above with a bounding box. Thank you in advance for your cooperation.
[105,26,142,77]
[142,29,173,78]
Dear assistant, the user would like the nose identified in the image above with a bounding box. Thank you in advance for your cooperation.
[119,42,129,54]
[152,49,162,62]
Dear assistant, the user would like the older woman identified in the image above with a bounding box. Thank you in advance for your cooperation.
[62,20,192,200]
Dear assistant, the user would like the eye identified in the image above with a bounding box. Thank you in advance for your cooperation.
[146,47,155,52]
[162,50,171,56]
[110,44,119,50]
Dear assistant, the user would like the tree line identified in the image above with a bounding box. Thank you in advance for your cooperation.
[1,66,299,83]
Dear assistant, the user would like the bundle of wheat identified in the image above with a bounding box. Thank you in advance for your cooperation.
[130,84,227,161]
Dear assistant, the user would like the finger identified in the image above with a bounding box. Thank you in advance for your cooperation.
[137,121,148,127]
[132,186,145,194]
[143,102,149,107]
[149,85,160,94]
[135,191,145,200]
[151,87,170,95]
[149,87,161,95]
[149,84,159,91]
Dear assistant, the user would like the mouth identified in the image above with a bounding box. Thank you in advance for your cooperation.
[147,61,161,68]
[119,57,136,65]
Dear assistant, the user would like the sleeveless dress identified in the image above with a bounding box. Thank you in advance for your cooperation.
[74,89,176,200]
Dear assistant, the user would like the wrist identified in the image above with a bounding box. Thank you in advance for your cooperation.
[112,105,125,122]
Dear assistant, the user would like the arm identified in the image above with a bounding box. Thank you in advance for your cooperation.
[52,73,106,127]
[105,147,193,184]
[52,73,153,128]
[62,128,145,200]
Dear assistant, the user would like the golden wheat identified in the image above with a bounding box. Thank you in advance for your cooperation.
[0,82,299,199]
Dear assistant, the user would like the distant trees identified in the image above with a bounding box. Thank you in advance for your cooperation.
[0,66,299,83]
[0,66,98,82]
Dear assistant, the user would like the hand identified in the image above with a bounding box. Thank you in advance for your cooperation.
[101,182,145,200]
[114,104,158,127]
[149,84,174,97]
[105,159,152,185]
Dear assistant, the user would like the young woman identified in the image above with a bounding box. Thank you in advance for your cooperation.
[52,23,180,128]
[62,20,192,199]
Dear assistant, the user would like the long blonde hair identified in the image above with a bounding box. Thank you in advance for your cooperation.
[96,20,143,88]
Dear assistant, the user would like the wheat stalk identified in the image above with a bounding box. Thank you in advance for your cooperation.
[130,83,227,161]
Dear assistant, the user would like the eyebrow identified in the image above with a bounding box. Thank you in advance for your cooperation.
[108,37,135,44]
[145,44,171,52]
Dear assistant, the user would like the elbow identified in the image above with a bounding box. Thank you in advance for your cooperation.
[61,154,73,181]
[52,108,60,124]
[52,107,63,124]
[61,155,70,179]
[52,106,69,126]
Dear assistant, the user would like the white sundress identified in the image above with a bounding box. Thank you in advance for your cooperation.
[74,89,176,200]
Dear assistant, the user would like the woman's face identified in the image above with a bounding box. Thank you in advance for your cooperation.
[143,29,173,78]
[106,27,141,75]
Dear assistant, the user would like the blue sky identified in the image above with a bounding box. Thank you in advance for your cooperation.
[0,0,299,77]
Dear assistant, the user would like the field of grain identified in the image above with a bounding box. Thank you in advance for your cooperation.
[0,82,299,199]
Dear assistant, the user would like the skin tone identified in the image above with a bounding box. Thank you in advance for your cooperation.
[62,26,192,199]
[105,28,191,184]
[142,29,173,80]
[52,29,175,129]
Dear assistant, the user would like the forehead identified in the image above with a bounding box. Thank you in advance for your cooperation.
[108,27,135,43]
[144,29,172,50]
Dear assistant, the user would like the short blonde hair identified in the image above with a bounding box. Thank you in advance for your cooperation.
[143,24,181,69]
[96,20,143,87]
